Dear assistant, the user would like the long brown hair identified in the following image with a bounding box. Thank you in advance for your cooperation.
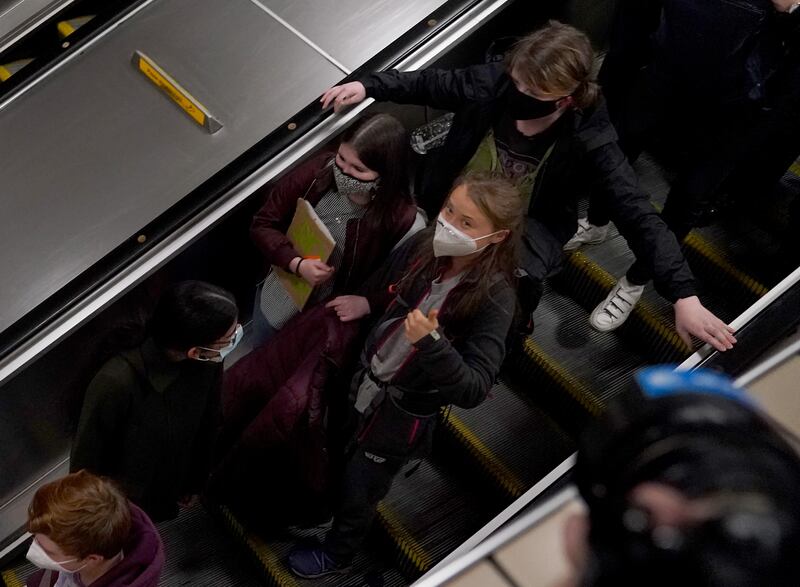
[397,172,522,325]
[340,113,413,237]
[507,20,600,109]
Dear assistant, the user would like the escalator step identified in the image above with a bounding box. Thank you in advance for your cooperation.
[216,505,303,587]
[508,336,603,425]
[377,459,494,577]
[2,569,25,587]
[682,232,767,308]
[216,505,408,587]
[439,378,573,499]
[554,250,689,362]
[513,285,647,421]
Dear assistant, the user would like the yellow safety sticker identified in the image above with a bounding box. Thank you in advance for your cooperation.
[57,21,75,39]
[132,51,221,133]
[57,15,95,39]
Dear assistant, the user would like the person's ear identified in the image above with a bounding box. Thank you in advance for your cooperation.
[82,554,105,568]
[186,347,202,361]
[489,229,510,245]
[557,96,575,110]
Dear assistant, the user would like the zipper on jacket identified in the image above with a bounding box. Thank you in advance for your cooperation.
[407,417,421,446]
[343,216,362,290]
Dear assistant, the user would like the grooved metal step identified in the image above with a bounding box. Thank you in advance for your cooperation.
[553,250,690,363]
[438,379,574,500]
[377,459,494,578]
[512,284,647,421]
[216,504,408,587]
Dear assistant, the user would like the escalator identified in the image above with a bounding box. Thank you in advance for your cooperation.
[410,268,800,587]
[1,0,798,585]
[207,149,796,586]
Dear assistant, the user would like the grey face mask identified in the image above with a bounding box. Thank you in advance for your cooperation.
[333,162,378,197]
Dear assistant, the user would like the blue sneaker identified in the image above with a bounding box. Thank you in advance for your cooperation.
[287,546,351,579]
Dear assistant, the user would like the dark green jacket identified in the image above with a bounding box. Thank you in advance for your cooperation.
[70,338,222,521]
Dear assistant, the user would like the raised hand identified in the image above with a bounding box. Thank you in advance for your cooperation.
[404,308,440,344]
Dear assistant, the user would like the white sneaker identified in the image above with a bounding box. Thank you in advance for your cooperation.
[563,218,609,251]
[590,276,645,332]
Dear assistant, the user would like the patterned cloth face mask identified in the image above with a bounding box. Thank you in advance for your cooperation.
[333,162,378,197]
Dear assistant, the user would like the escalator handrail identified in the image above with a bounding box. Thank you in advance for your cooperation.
[678,264,800,372]
[414,264,800,586]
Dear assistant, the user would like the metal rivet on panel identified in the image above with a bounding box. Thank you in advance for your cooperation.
[287,122,297,131]
[62,41,70,49]
[137,235,147,244]
[427,19,438,27]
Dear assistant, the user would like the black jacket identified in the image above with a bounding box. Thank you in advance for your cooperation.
[360,63,696,302]
[357,231,516,415]
[71,339,221,521]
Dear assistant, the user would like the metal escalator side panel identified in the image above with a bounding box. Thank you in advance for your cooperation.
[0,0,343,338]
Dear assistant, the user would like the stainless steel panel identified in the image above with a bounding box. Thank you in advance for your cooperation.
[0,0,72,48]
[0,0,343,334]
[261,0,450,71]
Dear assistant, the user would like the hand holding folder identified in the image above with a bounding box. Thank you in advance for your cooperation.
[274,199,336,310]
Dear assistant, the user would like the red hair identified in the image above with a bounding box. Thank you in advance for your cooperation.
[27,470,131,559]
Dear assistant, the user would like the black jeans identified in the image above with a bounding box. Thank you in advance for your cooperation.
[587,63,761,287]
[517,216,565,314]
[325,446,405,561]
[325,396,436,561]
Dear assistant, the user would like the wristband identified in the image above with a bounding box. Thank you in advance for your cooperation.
[294,258,304,276]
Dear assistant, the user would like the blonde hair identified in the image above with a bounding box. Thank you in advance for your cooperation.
[508,20,599,109]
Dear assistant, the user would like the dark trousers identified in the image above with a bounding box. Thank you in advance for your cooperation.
[325,447,406,561]
[517,216,565,315]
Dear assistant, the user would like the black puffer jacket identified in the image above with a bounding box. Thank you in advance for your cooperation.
[360,63,697,302]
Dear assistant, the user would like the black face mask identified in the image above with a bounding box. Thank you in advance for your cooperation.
[507,86,560,120]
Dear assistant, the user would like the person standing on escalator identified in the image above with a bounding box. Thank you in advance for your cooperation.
[249,113,421,346]
[286,173,521,579]
[70,281,240,522]
[24,470,164,587]
[320,21,736,352]
[564,0,800,330]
